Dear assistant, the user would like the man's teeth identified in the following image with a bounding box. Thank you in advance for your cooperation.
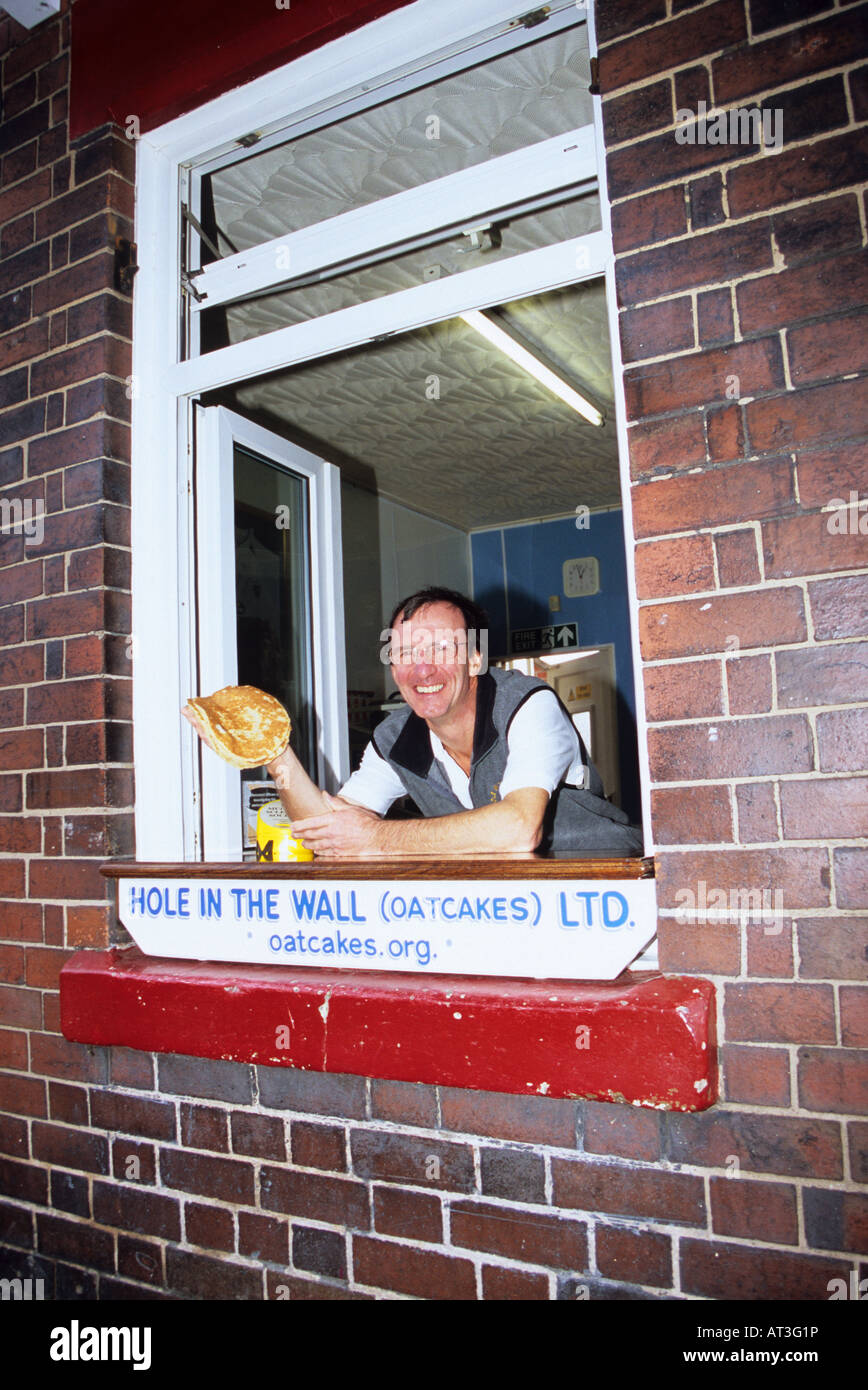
[416,684,444,693]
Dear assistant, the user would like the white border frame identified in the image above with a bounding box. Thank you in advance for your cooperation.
[131,0,653,866]
[171,235,609,397]
[585,0,654,853]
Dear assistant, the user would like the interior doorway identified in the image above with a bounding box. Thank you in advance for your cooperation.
[545,647,620,806]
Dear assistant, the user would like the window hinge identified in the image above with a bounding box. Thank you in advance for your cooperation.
[113,237,138,295]
[516,7,549,29]
[457,222,502,253]
[589,56,600,96]
[181,270,206,304]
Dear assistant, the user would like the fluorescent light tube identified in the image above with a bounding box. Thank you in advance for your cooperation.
[460,310,604,427]
[538,649,600,667]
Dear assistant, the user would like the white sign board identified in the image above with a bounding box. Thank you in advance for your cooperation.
[119,876,657,981]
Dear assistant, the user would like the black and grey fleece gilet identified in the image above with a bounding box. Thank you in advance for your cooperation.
[371,668,643,855]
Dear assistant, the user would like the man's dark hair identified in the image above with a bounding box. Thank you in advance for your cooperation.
[388,587,489,654]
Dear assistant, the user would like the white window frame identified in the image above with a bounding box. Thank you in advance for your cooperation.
[130,0,654,864]
[195,406,347,859]
[189,126,598,312]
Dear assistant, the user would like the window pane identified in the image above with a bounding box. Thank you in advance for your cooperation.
[222,280,616,530]
[200,24,593,259]
[233,444,315,783]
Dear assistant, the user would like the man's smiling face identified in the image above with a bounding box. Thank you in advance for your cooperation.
[390,600,482,728]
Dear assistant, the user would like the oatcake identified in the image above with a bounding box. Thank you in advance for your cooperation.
[186,685,291,769]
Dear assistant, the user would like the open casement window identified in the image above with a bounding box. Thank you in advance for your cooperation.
[194,406,348,859]
[130,0,653,899]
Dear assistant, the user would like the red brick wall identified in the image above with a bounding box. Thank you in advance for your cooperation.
[600,0,868,1297]
[0,0,866,1300]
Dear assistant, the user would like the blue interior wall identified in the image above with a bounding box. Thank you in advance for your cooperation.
[471,510,641,823]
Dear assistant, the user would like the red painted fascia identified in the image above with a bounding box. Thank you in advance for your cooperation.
[70,0,418,140]
[60,947,717,1110]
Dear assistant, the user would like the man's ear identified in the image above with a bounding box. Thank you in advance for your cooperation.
[468,648,483,676]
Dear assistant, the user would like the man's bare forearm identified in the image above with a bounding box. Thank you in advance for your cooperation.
[375,792,545,856]
[292,787,549,858]
[266,745,333,820]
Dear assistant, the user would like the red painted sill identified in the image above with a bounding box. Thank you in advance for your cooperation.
[60,947,717,1111]
[60,854,716,1110]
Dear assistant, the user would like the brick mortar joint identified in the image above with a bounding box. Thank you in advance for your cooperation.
[26,1100,865,1177]
[602,80,864,156]
[4,1185,865,1287]
[599,37,867,105]
[611,182,868,259]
